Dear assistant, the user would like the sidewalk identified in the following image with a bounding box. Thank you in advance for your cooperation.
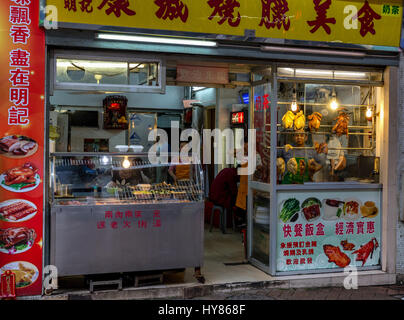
[187,284,404,300]
[41,278,404,300]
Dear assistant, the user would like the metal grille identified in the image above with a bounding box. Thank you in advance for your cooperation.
[116,180,203,203]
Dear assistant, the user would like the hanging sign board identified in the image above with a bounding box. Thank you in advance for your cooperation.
[177,65,229,84]
[0,0,45,297]
[45,0,403,47]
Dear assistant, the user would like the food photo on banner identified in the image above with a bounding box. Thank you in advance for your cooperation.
[277,190,381,272]
[0,0,45,298]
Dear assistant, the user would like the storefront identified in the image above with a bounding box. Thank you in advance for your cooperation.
[0,0,402,297]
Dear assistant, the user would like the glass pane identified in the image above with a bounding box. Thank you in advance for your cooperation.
[277,67,382,82]
[51,154,203,205]
[251,190,270,266]
[56,58,160,87]
[253,83,271,183]
[277,83,379,184]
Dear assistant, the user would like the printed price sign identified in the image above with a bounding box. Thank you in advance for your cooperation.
[277,189,381,272]
[0,0,45,297]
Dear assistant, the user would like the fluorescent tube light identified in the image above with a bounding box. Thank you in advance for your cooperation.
[261,45,366,57]
[96,33,218,47]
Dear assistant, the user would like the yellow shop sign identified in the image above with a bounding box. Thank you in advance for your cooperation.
[46,0,403,47]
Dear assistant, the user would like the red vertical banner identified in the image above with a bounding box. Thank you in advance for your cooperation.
[0,0,45,297]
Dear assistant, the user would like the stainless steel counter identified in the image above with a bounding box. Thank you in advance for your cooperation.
[50,201,204,276]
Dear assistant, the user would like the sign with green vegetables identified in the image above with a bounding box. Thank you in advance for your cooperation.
[277,189,381,272]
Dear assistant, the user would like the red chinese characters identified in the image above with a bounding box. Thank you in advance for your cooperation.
[79,0,94,13]
[283,223,325,238]
[8,3,31,127]
[9,88,29,106]
[307,0,336,35]
[64,0,77,12]
[282,240,318,266]
[9,6,31,25]
[207,0,241,27]
[259,0,290,31]
[8,107,29,125]
[357,0,381,37]
[9,25,30,44]
[65,0,94,13]
[98,0,136,17]
[155,0,189,23]
[9,49,30,67]
[98,210,162,230]
[11,0,31,5]
[255,94,270,111]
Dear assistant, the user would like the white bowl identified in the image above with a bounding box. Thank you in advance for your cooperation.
[115,145,129,152]
[129,145,144,153]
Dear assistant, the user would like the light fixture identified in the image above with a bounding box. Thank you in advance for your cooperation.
[101,156,109,165]
[122,158,131,169]
[96,33,218,47]
[291,84,299,112]
[330,89,339,110]
[291,101,298,112]
[366,107,373,121]
[261,45,366,57]
[193,87,206,91]
[94,74,103,84]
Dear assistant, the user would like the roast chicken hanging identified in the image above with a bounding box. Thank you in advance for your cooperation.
[293,111,305,131]
[281,111,295,129]
[332,109,350,137]
[307,112,322,132]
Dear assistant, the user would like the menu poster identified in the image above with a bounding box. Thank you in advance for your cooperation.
[277,189,381,272]
[0,0,45,297]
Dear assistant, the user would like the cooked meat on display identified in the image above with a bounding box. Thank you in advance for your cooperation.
[3,162,38,186]
[0,136,37,155]
[0,201,36,221]
[0,227,36,249]
[323,244,351,268]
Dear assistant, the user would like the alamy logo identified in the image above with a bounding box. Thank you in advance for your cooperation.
[343,265,358,289]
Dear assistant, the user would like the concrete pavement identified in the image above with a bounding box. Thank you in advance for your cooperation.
[186,284,404,300]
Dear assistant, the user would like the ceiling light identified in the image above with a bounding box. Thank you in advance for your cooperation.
[96,33,218,47]
[261,45,366,57]
[295,69,333,77]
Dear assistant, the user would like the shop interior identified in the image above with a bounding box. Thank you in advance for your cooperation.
[48,53,271,290]
[46,51,384,290]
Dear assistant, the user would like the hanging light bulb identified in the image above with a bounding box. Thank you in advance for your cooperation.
[366,107,373,121]
[366,88,373,121]
[101,156,109,165]
[291,101,298,112]
[291,84,299,112]
[122,157,131,169]
[330,89,339,110]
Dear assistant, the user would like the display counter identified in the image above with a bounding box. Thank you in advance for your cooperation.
[49,152,204,276]
[249,67,385,275]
